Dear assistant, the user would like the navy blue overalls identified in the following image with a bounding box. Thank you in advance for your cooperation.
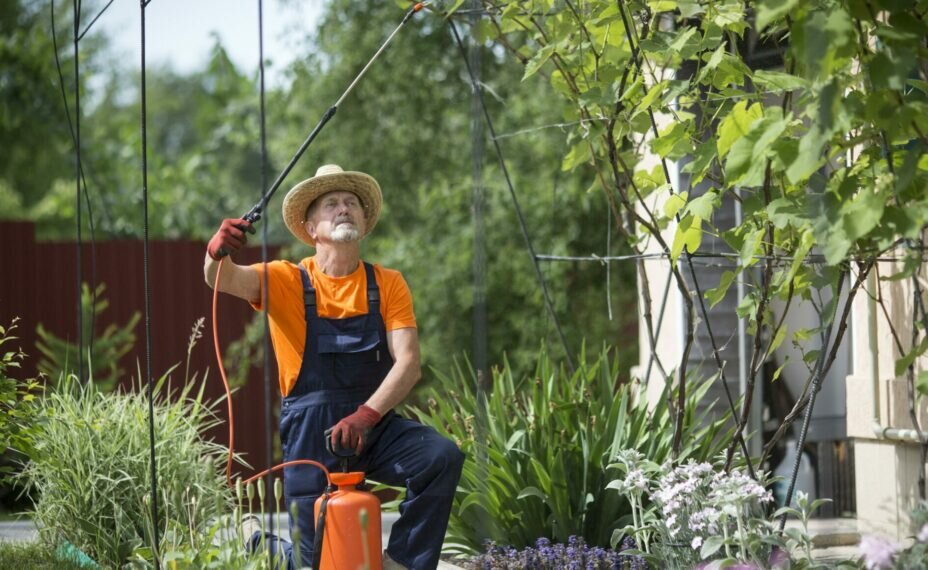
[249,262,464,570]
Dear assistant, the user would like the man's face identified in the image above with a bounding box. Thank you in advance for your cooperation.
[305,190,366,244]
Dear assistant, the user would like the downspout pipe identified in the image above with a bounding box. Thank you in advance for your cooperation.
[869,270,927,443]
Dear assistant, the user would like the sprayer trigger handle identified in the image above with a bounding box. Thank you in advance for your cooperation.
[324,427,359,458]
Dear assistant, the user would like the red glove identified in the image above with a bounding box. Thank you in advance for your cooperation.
[330,405,382,453]
[207,218,254,260]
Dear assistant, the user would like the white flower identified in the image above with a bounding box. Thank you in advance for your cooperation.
[691,536,703,550]
[918,523,928,543]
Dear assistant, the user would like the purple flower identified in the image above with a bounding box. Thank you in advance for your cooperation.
[768,546,789,568]
[858,535,900,570]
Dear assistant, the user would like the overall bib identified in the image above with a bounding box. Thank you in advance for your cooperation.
[252,262,464,570]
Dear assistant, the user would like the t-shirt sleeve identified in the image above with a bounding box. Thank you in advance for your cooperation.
[249,260,298,317]
[383,270,417,331]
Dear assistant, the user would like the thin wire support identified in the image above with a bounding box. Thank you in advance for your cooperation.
[534,251,918,264]
[240,3,425,225]
[449,18,576,373]
[777,273,846,531]
[72,0,83,382]
[642,269,673,384]
[52,0,99,382]
[77,0,114,41]
[256,0,275,549]
[684,259,756,480]
[139,0,160,559]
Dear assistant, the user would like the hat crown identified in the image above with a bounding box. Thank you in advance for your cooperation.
[315,164,344,177]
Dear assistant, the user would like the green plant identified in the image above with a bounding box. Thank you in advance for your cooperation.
[20,321,238,568]
[406,344,732,554]
[462,0,928,467]
[0,540,91,570]
[36,282,139,391]
[0,318,42,482]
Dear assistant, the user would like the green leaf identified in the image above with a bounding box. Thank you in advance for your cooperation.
[717,101,763,158]
[682,140,717,185]
[767,197,808,230]
[753,69,810,92]
[700,535,725,559]
[648,0,678,12]
[650,120,693,160]
[638,80,668,111]
[523,45,555,81]
[772,358,788,382]
[671,214,703,264]
[786,126,828,184]
[725,108,788,187]
[517,485,549,502]
[704,270,737,308]
[916,372,928,398]
[663,191,688,219]
[769,326,788,353]
[798,8,855,79]
[444,0,469,17]
[685,190,720,219]
[793,328,812,342]
[561,140,592,172]
[739,228,765,267]
[895,337,928,378]
[756,0,800,31]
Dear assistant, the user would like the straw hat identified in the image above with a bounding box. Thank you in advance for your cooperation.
[282,164,382,247]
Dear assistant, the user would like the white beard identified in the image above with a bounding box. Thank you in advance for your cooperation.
[330,223,360,243]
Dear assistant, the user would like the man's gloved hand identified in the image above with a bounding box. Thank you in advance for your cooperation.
[330,405,382,454]
[207,218,255,260]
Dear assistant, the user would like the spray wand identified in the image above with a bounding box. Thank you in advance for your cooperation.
[229,2,428,236]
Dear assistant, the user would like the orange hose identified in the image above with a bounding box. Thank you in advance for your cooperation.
[212,259,235,485]
[212,258,332,489]
[243,459,331,486]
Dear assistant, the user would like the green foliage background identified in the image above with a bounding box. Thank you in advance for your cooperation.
[2,0,638,380]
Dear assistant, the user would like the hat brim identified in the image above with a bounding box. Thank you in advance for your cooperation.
[282,171,382,247]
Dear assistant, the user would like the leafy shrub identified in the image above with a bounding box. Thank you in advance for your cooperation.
[21,322,236,567]
[0,318,42,496]
[406,344,732,554]
[36,283,139,392]
[610,455,775,568]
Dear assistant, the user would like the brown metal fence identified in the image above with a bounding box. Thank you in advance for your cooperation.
[0,221,280,478]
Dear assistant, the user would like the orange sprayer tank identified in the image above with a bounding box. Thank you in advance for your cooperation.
[314,471,382,570]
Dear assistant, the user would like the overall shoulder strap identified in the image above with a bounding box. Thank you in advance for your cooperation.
[363,262,380,314]
[298,265,317,320]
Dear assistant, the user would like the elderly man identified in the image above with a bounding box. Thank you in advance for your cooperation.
[204,164,464,570]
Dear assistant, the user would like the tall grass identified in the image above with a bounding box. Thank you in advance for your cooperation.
[20,329,239,567]
[407,344,732,554]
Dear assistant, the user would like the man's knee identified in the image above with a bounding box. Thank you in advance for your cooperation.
[431,435,465,479]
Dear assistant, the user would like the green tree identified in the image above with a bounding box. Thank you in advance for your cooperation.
[469,0,928,462]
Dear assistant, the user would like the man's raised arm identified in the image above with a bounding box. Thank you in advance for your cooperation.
[203,217,261,303]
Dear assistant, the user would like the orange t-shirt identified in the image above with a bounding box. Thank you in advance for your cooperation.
[250,257,417,397]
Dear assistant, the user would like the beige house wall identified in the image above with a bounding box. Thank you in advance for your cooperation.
[847,260,928,538]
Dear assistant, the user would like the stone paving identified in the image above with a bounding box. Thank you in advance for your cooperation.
[0,512,464,568]
[0,514,869,567]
